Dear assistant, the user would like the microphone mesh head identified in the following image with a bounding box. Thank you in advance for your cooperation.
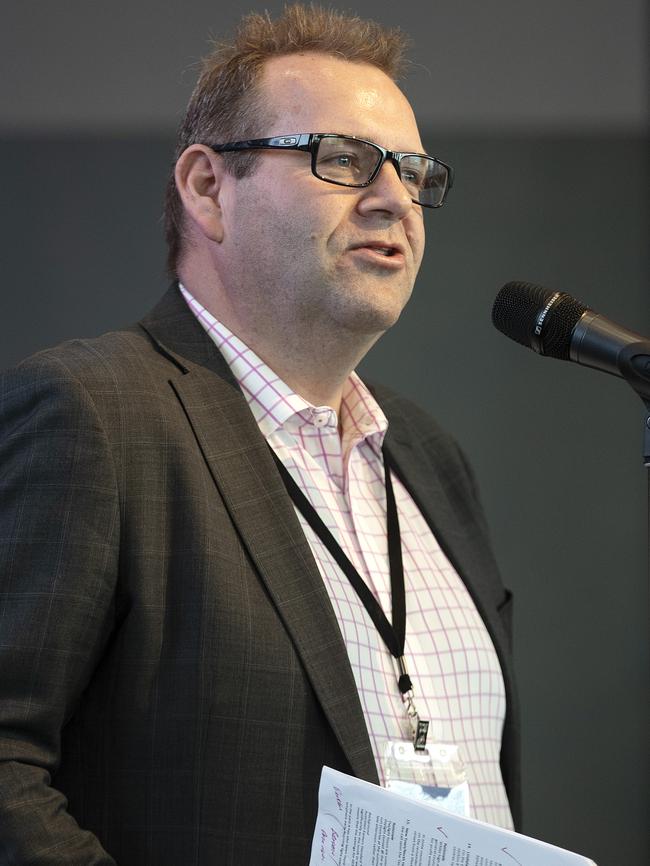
[492,281,589,359]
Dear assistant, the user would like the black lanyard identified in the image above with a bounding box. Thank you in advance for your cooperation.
[269,445,414,696]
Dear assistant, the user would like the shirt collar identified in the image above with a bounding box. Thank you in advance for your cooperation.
[179,283,388,446]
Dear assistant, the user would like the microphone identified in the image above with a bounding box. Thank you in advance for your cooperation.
[491,281,650,400]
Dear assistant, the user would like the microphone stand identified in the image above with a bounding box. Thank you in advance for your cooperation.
[616,341,650,467]
[616,343,650,656]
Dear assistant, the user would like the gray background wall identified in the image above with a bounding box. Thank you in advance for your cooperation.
[1,3,648,865]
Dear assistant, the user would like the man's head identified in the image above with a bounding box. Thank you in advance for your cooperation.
[165,4,412,278]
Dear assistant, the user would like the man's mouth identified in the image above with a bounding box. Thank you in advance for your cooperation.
[350,242,404,258]
[347,244,407,269]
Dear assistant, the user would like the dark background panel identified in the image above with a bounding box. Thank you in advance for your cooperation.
[1,0,645,132]
[1,132,648,866]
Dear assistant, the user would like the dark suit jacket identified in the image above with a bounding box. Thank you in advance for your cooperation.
[0,286,520,865]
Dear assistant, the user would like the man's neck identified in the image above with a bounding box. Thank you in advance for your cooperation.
[181,278,379,417]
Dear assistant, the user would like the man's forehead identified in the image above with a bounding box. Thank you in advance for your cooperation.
[259,52,421,150]
[263,52,390,88]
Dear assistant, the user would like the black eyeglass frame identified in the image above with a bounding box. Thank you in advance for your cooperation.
[205,133,454,208]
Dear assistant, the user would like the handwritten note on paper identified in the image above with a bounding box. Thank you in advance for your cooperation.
[309,767,597,866]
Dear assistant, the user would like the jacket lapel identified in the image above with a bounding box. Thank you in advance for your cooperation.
[381,411,516,709]
[139,286,378,782]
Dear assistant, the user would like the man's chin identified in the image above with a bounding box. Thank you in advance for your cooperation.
[334,296,409,338]
[311,271,413,338]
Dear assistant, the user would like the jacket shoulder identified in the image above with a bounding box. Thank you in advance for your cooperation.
[2,325,177,397]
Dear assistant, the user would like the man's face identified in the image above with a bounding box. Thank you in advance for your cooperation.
[219,52,427,342]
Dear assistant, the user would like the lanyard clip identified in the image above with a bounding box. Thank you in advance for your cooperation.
[404,692,429,751]
[398,656,429,751]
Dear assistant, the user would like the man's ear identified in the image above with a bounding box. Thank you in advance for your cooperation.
[174,145,227,244]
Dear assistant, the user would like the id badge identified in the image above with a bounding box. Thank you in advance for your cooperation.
[381,740,470,817]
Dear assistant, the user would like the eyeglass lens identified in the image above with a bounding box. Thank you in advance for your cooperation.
[315,136,447,207]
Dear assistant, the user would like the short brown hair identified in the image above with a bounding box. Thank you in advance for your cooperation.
[164,4,410,276]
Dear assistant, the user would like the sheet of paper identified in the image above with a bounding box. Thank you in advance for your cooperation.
[309,767,597,866]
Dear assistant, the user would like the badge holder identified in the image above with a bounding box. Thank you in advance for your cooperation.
[380,661,470,817]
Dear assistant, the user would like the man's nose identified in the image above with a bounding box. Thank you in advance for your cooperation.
[356,160,414,220]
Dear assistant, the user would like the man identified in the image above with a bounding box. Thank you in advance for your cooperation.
[0,6,519,864]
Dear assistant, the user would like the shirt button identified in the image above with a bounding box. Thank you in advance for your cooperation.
[312,408,335,427]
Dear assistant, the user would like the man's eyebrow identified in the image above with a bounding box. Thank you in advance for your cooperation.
[332,132,428,153]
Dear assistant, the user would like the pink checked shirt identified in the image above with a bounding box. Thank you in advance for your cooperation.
[181,285,513,829]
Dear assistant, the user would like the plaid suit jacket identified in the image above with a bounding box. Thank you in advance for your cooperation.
[0,286,520,865]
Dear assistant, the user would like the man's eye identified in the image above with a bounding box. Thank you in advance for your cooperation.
[334,153,357,168]
[322,152,358,168]
[402,169,422,186]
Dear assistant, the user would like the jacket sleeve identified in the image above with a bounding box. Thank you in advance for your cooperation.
[0,354,119,865]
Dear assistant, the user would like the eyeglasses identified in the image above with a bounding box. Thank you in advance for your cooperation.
[206,133,454,208]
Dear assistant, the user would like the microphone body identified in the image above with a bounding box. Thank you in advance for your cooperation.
[492,281,650,400]
[569,311,646,378]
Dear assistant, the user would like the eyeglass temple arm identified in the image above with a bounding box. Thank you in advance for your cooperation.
[208,134,313,153]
